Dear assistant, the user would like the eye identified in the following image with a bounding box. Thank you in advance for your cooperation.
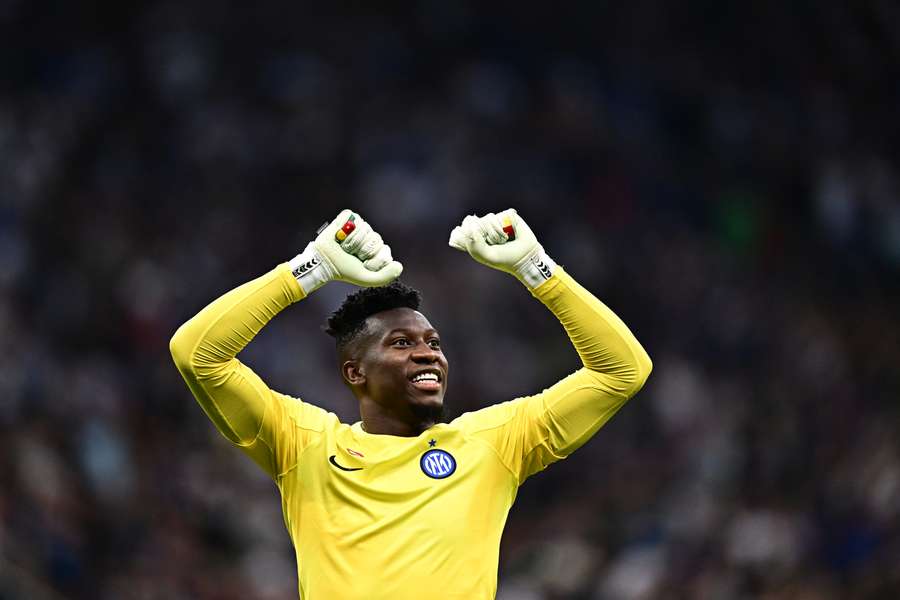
[392,338,411,347]
[428,339,441,349]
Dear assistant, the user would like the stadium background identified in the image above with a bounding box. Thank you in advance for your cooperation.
[2,1,899,598]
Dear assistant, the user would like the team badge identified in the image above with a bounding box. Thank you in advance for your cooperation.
[420,449,457,479]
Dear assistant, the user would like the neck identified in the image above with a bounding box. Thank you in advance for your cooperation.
[358,398,438,436]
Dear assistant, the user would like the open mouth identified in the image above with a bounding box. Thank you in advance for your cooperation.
[409,369,442,391]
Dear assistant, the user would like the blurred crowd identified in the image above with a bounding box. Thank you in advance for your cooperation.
[2,1,899,598]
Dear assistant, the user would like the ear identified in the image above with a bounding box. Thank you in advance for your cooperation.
[341,360,366,386]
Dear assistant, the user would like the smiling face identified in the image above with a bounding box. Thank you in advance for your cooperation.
[341,307,448,421]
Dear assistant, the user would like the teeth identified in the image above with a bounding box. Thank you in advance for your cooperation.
[412,373,439,383]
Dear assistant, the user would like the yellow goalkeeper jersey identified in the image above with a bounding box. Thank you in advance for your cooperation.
[170,264,651,600]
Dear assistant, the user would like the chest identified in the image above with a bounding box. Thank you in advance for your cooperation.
[282,432,516,535]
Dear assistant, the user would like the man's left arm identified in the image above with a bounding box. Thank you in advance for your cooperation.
[450,210,651,481]
[526,267,651,458]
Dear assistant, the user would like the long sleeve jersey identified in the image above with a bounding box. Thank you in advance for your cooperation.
[169,264,652,599]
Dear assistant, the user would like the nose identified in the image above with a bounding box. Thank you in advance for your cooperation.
[411,343,441,363]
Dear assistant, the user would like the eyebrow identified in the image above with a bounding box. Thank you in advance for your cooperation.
[384,327,439,337]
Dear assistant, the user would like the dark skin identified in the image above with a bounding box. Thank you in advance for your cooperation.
[340,308,448,436]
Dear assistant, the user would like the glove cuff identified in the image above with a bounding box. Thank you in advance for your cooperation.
[512,247,558,289]
[288,242,337,295]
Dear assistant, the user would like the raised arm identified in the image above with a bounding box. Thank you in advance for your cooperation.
[169,209,402,477]
[450,210,651,483]
[526,267,652,446]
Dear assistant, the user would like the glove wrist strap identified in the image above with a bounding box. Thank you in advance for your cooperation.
[288,242,336,295]
[513,247,557,289]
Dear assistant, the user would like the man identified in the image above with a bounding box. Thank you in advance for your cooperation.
[170,209,652,599]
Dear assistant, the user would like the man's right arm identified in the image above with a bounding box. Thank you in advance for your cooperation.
[169,209,403,478]
[169,263,326,478]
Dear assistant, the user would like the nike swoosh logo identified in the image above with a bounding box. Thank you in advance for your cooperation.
[329,455,363,472]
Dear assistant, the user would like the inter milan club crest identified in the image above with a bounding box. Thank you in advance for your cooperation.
[420,449,457,479]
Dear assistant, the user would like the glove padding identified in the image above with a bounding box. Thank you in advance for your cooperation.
[449,209,557,288]
[289,209,402,293]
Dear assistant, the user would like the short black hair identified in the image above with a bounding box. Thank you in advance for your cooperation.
[326,281,422,352]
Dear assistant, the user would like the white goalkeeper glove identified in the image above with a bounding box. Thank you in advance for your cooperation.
[448,209,557,289]
[288,209,403,294]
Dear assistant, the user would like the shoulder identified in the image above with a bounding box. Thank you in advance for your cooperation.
[273,392,344,434]
[450,397,530,434]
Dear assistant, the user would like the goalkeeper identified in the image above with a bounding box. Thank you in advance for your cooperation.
[170,209,652,599]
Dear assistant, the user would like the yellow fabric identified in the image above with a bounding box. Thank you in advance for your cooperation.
[170,264,651,600]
